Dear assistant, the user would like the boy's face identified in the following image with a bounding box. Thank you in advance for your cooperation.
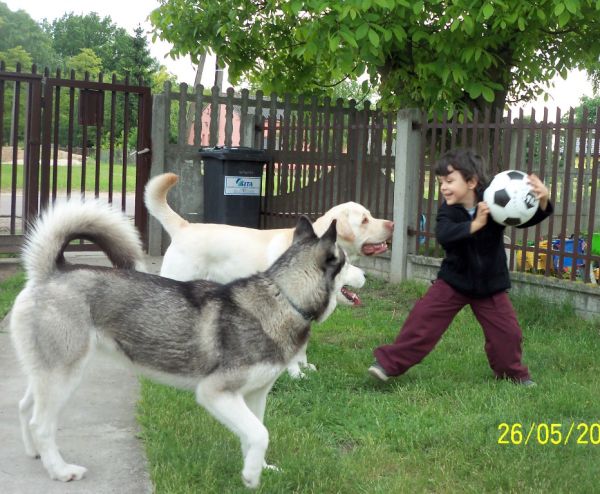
[437,166,478,208]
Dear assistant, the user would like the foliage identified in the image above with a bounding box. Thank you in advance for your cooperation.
[571,95,600,125]
[150,65,178,93]
[68,48,103,79]
[330,79,378,109]
[0,46,32,70]
[150,0,600,115]
[0,1,58,68]
[588,61,600,95]
[0,4,165,87]
[42,13,160,82]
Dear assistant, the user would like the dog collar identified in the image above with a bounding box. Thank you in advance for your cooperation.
[275,284,314,321]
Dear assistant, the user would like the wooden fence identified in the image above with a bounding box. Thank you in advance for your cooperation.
[157,82,396,229]
[151,83,600,285]
[416,107,600,284]
[0,65,152,251]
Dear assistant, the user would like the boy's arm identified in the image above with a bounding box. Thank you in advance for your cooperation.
[518,201,554,229]
[435,206,476,245]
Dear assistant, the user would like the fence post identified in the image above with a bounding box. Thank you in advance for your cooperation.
[147,93,167,256]
[390,108,421,283]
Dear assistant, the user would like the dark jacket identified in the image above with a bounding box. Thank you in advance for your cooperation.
[435,198,553,298]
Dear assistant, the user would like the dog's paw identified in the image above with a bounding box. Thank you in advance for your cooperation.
[264,462,281,472]
[287,366,306,379]
[303,363,317,372]
[50,464,87,482]
[241,471,260,489]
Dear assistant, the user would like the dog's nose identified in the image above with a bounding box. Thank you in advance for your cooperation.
[387,221,394,231]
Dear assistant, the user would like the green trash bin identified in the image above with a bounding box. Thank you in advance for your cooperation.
[199,146,270,228]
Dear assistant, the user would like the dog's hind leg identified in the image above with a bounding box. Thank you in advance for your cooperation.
[28,371,87,482]
[197,384,268,489]
[18,383,39,458]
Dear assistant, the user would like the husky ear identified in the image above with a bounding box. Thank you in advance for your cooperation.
[293,215,317,243]
[321,219,338,245]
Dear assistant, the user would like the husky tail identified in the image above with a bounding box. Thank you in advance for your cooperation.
[144,172,188,238]
[22,200,144,283]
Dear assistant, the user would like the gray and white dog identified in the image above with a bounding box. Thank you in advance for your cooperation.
[10,200,347,489]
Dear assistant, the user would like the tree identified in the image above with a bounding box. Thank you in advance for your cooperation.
[46,12,119,65]
[589,62,600,95]
[570,95,600,124]
[112,26,160,83]
[44,13,159,81]
[150,0,600,115]
[0,1,58,68]
[0,46,33,70]
[68,48,102,78]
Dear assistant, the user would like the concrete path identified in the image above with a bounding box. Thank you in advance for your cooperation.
[0,252,163,494]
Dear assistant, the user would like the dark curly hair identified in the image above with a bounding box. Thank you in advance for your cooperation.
[434,148,489,197]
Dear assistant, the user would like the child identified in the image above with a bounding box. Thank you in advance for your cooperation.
[369,148,553,386]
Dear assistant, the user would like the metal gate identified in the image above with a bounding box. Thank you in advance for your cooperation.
[0,66,152,253]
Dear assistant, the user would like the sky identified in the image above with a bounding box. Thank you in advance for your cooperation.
[5,0,596,114]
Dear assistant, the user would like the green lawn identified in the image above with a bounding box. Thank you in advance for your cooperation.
[0,163,137,193]
[2,272,598,493]
[136,279,600,493]
[0,269,25,319]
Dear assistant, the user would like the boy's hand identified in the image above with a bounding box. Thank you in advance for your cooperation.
[470,201,490,233]
[527,174,550,211]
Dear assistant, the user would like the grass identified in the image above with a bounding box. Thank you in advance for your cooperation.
[0,269,24,320]
[2,272,598,492]
[0,163,137,193]
[135,278,600,493]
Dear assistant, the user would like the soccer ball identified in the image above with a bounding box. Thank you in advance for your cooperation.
[483,170,539,226]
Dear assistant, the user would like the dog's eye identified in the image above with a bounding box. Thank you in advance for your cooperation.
[325,253,337,264]
[362,217,368,224]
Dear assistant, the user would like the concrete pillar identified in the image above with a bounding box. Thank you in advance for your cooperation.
[147,93,167,256]
[390,109,422,282]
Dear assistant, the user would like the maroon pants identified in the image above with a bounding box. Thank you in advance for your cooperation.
[373,279,530,381]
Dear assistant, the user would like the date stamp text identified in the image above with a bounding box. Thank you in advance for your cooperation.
[498,422,600,445]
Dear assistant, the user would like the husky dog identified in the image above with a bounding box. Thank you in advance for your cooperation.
[146,173,370,378]
[10,201,346,488]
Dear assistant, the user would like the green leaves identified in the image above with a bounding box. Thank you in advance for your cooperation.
[368,28,380,47]
[339,29,359,48]
[482,3,495,19]
[356,23,370,40]
[149,0,600,114]
[481,86,495,103]
[564,0,579,14]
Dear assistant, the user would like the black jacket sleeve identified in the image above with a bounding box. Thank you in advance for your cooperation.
[435,205,472,246]
[517,200,554,229]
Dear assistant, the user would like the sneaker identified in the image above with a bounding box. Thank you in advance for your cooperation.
[517,378,537,387]
[368,362,390,382]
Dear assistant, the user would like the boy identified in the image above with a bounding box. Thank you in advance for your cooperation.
[369,148,553,386]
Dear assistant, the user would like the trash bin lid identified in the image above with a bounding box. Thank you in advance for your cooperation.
[199,146,270,162]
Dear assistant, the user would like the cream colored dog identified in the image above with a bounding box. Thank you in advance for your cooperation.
[145,172,393,376]
[146,173,393,282]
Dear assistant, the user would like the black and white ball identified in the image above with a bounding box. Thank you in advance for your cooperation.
[483,170,539,226]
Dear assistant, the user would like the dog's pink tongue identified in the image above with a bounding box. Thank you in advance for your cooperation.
[341,287,362,306]
[361,242,388,256]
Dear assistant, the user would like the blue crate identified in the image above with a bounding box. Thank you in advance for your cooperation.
[552,238,586,270]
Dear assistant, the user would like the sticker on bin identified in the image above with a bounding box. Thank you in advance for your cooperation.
[224,176,261,196]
